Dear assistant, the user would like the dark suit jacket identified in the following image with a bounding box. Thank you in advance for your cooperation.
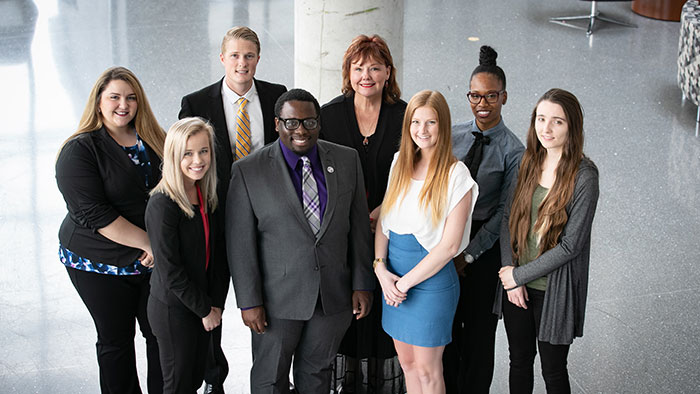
[146,192,228,317]
[178,78,287,206]
[55,127,162,267]
[226,140,374,320]
[320,94,406,211]
[179,78,286,307]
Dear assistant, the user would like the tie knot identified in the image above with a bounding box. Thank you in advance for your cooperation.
[301,156,311,167]
[236,97,248,108]
[472,132,491,145]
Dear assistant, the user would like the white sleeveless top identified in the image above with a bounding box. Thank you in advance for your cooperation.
[381,153,479,254]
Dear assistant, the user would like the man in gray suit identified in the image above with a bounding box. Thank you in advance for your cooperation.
[226,88,374,393]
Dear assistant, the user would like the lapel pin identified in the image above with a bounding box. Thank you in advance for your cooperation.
[327,166,334,173]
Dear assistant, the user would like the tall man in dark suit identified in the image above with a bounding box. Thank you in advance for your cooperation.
[227,89,374,393]
[178,26,287,394]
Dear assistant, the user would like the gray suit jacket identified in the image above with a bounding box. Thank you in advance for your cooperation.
[226,139,374,320]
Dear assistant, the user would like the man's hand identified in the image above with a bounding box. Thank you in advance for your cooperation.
[241,306,267,334]
[352,290,373,320]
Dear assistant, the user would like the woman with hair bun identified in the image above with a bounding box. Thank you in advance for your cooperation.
[496,88,599,394]
[444,45,524,393]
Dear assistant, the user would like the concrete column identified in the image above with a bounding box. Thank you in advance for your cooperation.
[294,0,404,103]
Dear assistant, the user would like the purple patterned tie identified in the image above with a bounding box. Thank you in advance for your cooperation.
[301,156,321,236]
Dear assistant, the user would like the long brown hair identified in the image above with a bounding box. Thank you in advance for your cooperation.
[341,34,401,104]
[381,90,456,226]
[509,88,584,260]
[58,66,165,158]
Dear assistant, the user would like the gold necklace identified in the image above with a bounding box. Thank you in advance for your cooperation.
[357,112,378,146]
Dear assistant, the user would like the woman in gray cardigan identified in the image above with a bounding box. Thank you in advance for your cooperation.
[494,88,599,394]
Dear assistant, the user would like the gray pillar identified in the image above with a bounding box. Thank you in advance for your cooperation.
[294,0,404,103]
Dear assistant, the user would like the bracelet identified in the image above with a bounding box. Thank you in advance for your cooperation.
[372,258,386,269]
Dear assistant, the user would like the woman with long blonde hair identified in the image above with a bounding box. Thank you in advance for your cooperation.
[146,117,228,393]
[55,66,165,393]
[374,90,478,393]
[496,88,599,393]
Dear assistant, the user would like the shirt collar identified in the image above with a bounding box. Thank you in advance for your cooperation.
[471,117,506,138]
[221,79,258,105]
[279,140,321,170]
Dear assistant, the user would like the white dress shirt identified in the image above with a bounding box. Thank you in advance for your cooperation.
[221,81,265,154]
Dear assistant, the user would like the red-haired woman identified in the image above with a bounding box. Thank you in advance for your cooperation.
[321,34,406,393]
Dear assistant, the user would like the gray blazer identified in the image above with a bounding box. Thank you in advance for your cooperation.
[226,139,374,320]
[494,157,599,345]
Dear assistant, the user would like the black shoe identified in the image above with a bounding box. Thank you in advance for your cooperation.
[203,383,225,394]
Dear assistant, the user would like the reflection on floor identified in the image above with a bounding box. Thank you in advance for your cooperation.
[1,0,699,393]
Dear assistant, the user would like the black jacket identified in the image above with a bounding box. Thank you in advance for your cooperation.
[320,94,406,211]
[146,192,228,316]
[179,78,287,208]
[55,127,161,267]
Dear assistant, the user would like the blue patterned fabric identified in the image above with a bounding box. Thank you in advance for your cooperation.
[122,132,152,188]
[59,245,149,275]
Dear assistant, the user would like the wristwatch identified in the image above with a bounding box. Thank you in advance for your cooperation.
[464,253,474,264]
[373,257,386,269]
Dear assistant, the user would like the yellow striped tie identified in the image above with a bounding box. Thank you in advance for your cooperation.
[234,97,251,160]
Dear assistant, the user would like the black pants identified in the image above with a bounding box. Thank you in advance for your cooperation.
[67,267,163,394]
[204,221,229,390]
[502,288,571,394]
[443,220,500,394]
[203,324,228,388]
[148,296,210,394]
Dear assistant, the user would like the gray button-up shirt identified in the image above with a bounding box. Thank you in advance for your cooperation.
[452,118,524,260]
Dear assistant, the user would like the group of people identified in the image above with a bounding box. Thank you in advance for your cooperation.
[55,25,599,394]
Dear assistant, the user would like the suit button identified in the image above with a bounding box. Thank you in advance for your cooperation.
[314,266,319,271]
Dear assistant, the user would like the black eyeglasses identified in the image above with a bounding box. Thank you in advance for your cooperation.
[278,117,319,130]
[467,90,504,104]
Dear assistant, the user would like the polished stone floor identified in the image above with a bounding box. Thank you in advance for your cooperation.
[2,0,699,393]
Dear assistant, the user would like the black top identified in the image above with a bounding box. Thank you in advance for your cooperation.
[320,94,407,210]
[55,127,162,267]
[146,192,228,317]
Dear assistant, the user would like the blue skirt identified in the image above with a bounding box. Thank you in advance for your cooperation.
[381,232,459,347]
